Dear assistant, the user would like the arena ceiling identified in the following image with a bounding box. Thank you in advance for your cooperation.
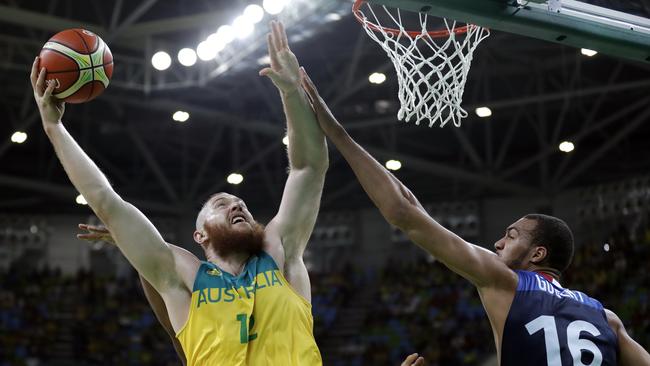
[1,0,649,217]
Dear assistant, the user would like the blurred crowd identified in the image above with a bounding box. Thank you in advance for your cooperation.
[1,222,648,365]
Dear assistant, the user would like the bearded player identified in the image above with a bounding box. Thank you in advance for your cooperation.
[31,21,325,365]
[300,70,650,365]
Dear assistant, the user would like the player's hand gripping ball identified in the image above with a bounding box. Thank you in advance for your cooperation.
[38,29,113,104]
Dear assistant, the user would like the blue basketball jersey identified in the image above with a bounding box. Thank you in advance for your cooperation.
[501,271,618,366]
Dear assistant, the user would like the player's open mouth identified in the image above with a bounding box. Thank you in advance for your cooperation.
[231,215,247,224]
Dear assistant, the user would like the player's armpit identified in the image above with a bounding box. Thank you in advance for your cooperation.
[605,309,650,366]
[402,208,517,290]
[99,198,198,299]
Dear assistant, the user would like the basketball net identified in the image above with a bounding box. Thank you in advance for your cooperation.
[353,1,489,128]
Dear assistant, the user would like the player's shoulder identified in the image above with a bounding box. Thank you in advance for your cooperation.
[603,308,623,332]
[511,269,539,291]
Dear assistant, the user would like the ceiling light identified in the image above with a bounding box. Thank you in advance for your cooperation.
[197,41,217,61]
[581,48,598,57]
[385,160,402,171]
[227,173,244,185]
[325,13,342,22]
[216,25,235,45]
[233,16,255,39]
[173,111,190,122]
[177,48,197,67]
[76,194,88,205]
[151,51,172,70]
[282,136,289,146]
[206,33,227,53]
[257,55,271,66]
[368,72,386,85]
[475,107,492,118]
[10,131,27,144]
[559,141,575,153]
[263,0,285,15]
[243,4,265,24]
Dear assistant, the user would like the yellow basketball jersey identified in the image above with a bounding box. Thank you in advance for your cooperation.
[176,251,322,365]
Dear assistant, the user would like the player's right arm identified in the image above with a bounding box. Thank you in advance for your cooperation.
[300,70,516,290]
[78,224,187,365]
[31,58,196,313]
[605,309,650,366]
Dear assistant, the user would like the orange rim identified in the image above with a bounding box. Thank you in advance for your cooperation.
[352,0,472,39]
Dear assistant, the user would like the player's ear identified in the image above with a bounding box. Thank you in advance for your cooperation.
[194,230,207,245]
[530,245,548,265]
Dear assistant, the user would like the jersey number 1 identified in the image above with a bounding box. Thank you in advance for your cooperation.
[237,314,258,344]
[526,315,603,366]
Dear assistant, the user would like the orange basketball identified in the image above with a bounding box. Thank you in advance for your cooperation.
[38,29,113,104]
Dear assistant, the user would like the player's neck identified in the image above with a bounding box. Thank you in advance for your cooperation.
[206,251,251,276]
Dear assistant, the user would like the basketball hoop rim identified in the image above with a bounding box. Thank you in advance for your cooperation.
[352,0,472,39]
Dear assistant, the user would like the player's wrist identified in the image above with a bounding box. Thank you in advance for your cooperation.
[281,85,301,98]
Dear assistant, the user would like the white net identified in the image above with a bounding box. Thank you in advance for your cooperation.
[355,2,490,128]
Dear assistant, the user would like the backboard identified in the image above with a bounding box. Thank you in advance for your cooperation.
[369,0,650,64]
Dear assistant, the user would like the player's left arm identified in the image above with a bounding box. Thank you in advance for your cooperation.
[260,21,328,302]
[605,308,650,365]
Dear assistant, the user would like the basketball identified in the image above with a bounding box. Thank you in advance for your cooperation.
[38,28,113,104]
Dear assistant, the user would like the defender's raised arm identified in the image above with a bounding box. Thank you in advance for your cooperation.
[300,70,515,290]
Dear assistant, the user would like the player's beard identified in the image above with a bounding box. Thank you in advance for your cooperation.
[204,221,265,257]
[505,249,530,270]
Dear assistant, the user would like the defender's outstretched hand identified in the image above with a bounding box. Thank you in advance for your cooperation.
[77,223,115,245]
[299,68,345,137]
[259,21,301,94]
[401,353,426,366]
[30,57,65,126]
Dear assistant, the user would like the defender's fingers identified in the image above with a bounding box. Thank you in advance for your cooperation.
[278,21,289,49]
[413,357,425,366]
[402,354,419,365]
[87,226,108,233]
[300,68,321,102]
[35,68,47,97]
[267,34,280,66]
[30,57,40,87]
[78,223,88,229]
[271,20,283,51]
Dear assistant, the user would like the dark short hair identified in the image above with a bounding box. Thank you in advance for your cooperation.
[524,214,575,273]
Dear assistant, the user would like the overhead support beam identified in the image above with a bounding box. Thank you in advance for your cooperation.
[501,95,650,179]
[103,95,284,137]
[0,4,106,35]
[453,128,484,169]
[109,0,124,31]
[366,146,538,195]
[467,79,650,111]
[106,0,158,42]
[127,127,179,203]
[0,4,230,49]
[0,174,179,214]
[330,61,393,107]
[188,126,226,200]
[557,106,650,189]
[200,141,283,199]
